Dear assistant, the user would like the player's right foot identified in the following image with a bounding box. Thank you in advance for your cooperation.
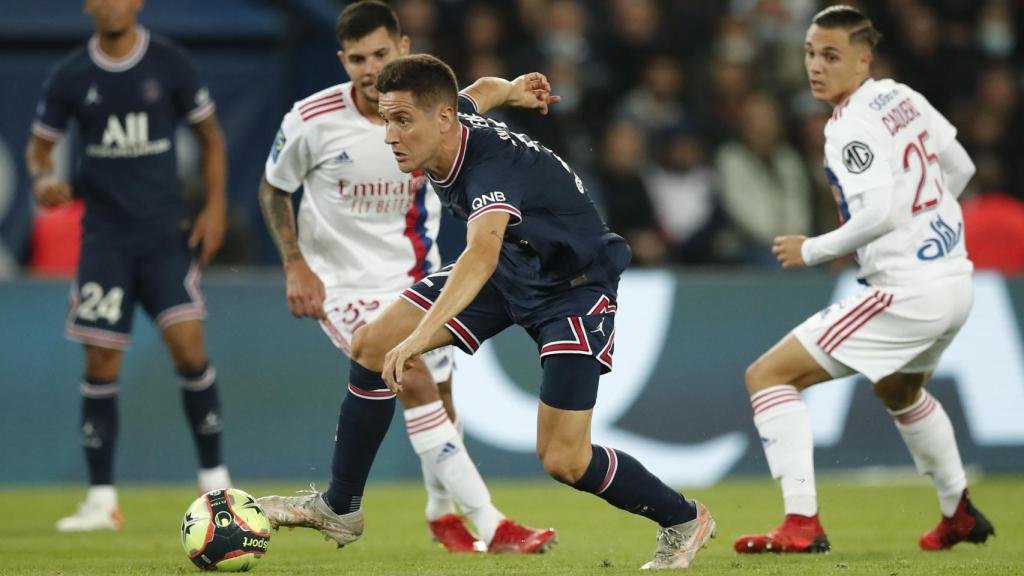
[919,489,995,551]
[428,514,485,553]
[56,502,123,532]
[257,490,363,548]
[734,513,830,554]
[641,499,716,569]
[487,519,558,554]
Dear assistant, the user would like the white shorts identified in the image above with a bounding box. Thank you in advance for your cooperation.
[318,290,454,384]
[793,275,973,383]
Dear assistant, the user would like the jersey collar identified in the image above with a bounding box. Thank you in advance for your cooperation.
[88,26,150,73]
[428,124,469,188]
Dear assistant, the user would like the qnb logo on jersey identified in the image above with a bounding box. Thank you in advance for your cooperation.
[471,191,507,211]
[86,112,171,159]
[917,215,963,261]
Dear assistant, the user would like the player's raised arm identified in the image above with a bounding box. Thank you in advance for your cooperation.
[382,210,508,391]
[461,73,560,115]
[26,134,72,208]
[189,115,228,264]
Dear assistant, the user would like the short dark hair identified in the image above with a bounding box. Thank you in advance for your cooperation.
[335,1,400,46]
[812,5,882,49]
[376,54,459,111]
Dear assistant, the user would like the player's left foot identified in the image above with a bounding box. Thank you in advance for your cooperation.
[641,499,716,570]
[428,514,485,553]
[487,519,557,554]
[920,489,995,551]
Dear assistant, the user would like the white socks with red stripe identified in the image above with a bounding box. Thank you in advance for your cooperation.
[888,390,967,517]
[751,385,818,517]
[404,401,504,543]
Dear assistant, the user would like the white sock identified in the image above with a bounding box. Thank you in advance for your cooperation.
[751,385,818,517]
[86,485,117,509]
[405,401,504,543]
[889,390,967,517]
[198,465,232,493]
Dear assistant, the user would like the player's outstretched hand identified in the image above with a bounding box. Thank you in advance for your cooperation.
[284,260,326,320]
[509,72,561,115]
[32,177,73,208]
[773,235,808,268]
[382,330,430,394]
[190,202,227,265]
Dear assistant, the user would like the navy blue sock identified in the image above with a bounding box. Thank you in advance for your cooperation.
[180,364,223,469]
[324,361,396,514]
[572,445,696,527]
[80,378,119,486]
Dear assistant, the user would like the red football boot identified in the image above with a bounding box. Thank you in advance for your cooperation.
[487,519,558,554]
[734,513,831,554]
[428,514,484,553]
[919,490,995,551]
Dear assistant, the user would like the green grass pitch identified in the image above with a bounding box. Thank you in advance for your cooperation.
[1,476,1021,575]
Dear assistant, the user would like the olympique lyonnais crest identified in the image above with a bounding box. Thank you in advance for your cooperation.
[841,141,873,173]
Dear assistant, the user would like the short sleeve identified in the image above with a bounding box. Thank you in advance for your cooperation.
[457,93,480,115]
[824,118,893,200]
[264,108,310,193]
[465,171,523,226]
[31,64,72,141]
[168,45,215,124]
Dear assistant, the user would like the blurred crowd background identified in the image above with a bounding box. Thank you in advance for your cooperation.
[2,0,1023,276]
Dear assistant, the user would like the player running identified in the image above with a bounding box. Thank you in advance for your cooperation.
[259,53,716,570]
[258,1,555,554]
[735,5,995,554]
[27,0,231,531]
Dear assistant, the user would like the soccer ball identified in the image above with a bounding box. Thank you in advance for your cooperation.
[181,488,271,572]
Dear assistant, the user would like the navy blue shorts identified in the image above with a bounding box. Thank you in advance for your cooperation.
[65,229,205,350]
[399,264,618,408]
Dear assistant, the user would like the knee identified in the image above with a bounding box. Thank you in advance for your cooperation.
[537,446,589,485]
[351,323,385,371]
[873,377,923,411]
[745,358,772,395]
[85,347,123,381]
[173,351,209,375]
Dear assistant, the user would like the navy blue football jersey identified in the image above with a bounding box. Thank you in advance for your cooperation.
[32,28,215,234]
[427,95,631,312]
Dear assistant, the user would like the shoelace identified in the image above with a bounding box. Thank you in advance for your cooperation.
[653,526,684,562]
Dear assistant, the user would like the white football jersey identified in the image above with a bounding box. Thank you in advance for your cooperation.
[265,82,442,293]
[823,78,972,285]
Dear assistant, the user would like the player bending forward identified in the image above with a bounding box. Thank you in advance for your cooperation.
[735,5,995,554]
[258,1,555,554]
[258,53,717,570]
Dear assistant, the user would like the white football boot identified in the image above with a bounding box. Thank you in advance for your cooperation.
[197,465,232,494]
[257,488,364,548]
[56,486,123,532]
[641,499,716,570]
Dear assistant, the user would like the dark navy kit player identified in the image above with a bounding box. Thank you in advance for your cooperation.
[26,0,231,531]
[256,54,717,570]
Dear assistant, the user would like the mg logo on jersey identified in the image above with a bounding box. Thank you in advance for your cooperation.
[86,112,171,158]
[841,141,874,173]
[471,191,506,211]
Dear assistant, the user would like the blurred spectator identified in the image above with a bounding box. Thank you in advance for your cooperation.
[963,192,1024,274]
[643,123,724,264]
[715,92,811,265]
[617,53,688,137]
[596,120,667,266]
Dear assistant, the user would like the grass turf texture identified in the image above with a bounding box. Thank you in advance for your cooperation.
[0,477,1021,575]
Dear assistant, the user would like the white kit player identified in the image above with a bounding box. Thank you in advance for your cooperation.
[734,5,995,554]
[258,1,558,554]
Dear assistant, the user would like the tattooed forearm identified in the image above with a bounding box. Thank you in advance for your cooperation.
[258,176,303,264]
